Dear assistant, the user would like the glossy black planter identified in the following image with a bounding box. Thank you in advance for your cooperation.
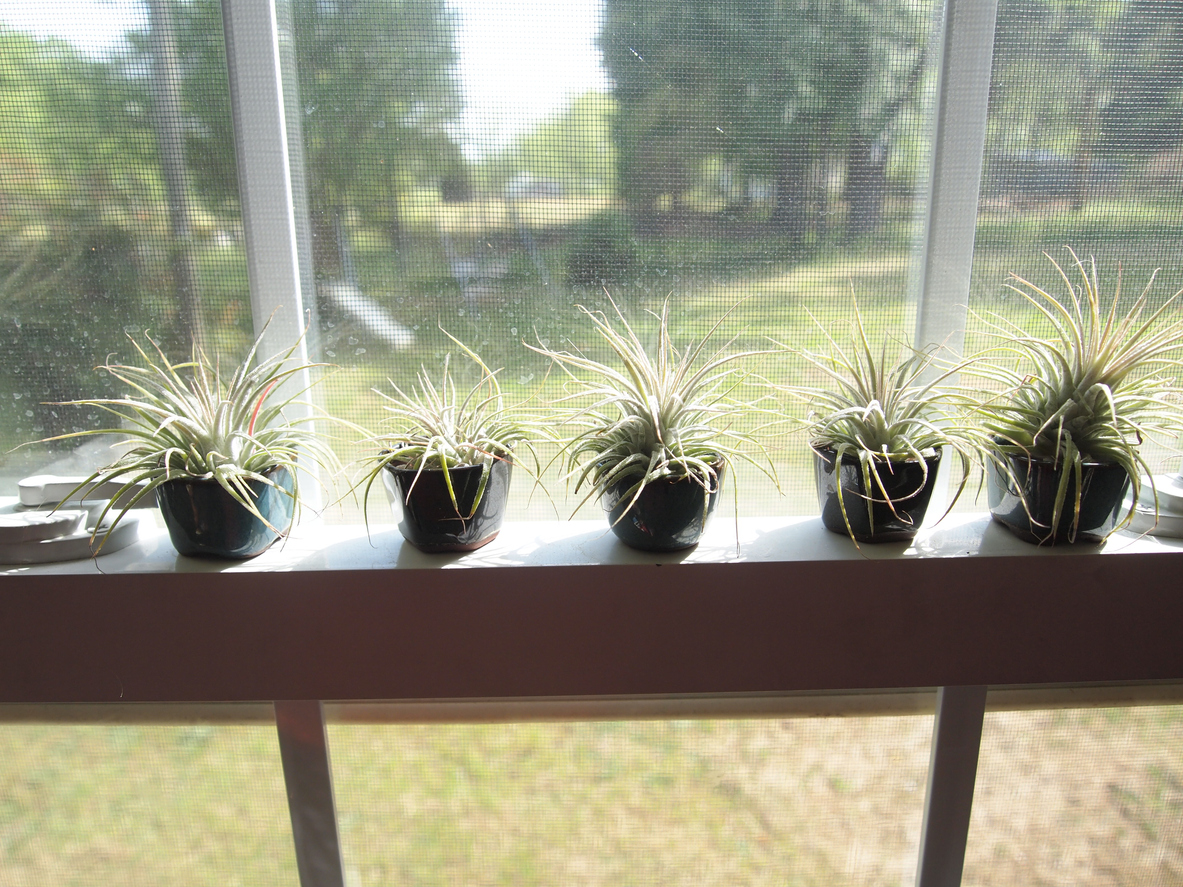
[987,454,1131,545]
[157,467,295,559]
[600,464,725,552]
[814,447,940,543]
[382,459,512,553]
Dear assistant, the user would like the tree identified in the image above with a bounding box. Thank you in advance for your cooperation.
[601,0,934,240]
[293,0,461,267]
[1099,0,1183,160]
[982,0,1183,206]
[168,0,463,274]
[0,28,161,436]
[482,91,617,199]
[601,0,731,230]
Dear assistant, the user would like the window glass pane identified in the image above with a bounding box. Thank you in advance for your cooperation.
[964,706,1183,886]
[965,0,1183,496]
[0,1,250,489]
[295,0,945,521]
[327,716,934,885]
[0,723,297,884]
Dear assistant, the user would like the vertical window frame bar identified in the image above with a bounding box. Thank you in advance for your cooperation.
[914,0,1000,357]
[275,700,347,887]
[220,0,321,506]
[915,685,988,887]
[219,0,314,362]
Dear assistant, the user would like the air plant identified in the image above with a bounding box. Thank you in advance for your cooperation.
[968,248,1183,540]
[353,333,543,524]
[777,303,979,540]
[39,322,338,547]
[529,296,776,519]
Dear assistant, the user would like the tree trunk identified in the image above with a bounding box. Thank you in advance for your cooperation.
[147,0,204,352]
[769,142,810,241]
[845,136,888,239]
[310,210,344,280]
[387,186,404,254]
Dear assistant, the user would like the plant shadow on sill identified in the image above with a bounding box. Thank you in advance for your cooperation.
[907,513,1155,559]
[388,523,711,569]
[295,522,720,570]
[173,512,1158,573]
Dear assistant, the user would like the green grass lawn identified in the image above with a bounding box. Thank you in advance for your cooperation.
[1,708,1181,886]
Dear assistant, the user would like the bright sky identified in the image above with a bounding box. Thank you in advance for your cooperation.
[0,0,610,158]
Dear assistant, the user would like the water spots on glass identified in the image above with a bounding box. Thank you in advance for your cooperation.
[354,348,366,355]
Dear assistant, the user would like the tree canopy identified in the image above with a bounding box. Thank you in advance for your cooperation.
[600,0,936,238]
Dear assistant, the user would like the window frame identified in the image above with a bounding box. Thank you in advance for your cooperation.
[5,3,1183,885]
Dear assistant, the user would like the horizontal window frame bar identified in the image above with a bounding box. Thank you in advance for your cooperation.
[1,682,1181,725]
[4,544,1183,701]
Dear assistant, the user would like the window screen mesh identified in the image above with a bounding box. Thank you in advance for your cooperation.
[964,706,1183,887]
[0,723,297,886]
[327,716,934,886]
[966,0,1183,485]
[9,1,1183,518]
[0,0,953,520]
[292,0,944,520]
[0,1,253,489]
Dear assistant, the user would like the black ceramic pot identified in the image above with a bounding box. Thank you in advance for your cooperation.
[600,463,725,552]
[157,466,295,559]
[986,453,1131,544]
[382,458,512,552]
[814,446,940,543]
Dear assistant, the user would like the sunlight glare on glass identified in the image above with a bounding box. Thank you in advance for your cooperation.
[451,0,610,158]
[0,0,147,56]
[0,0,611,157]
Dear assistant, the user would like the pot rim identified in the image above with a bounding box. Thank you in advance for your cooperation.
[988,449,1128,472]
[810,443,941,464]
[383,453,513,474]
[159,463,292,485]
[597,453,727,493]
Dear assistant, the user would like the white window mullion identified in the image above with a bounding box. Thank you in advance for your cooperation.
[220,0,322,509]
[219,0,314,361]
[914,0,1000,357]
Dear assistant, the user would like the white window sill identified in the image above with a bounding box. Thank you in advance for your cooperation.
[3,509,1182,576]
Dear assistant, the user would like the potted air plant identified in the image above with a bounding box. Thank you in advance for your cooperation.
[530,297,775,552]
[41,324,337,559]
[354,334,542,553]
[779,306,977,544]
[969,249,1183,544]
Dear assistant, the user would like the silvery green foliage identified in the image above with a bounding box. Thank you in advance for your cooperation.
[43,324,337,547]
[531,297,774,518]
[778,304,978,539]
[356,333,541,522]
[970,249,1183,540]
